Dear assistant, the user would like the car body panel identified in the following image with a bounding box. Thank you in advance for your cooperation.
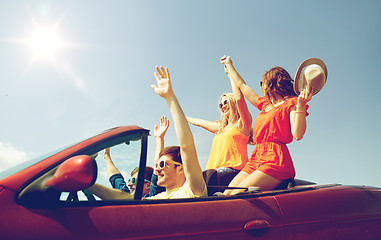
[274,185,381,239]
[67,197,283,239]
[0,188,284,239]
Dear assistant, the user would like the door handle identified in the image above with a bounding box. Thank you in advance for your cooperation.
[243,219,270,230]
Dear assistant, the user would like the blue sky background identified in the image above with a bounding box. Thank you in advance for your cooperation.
[0,0,380,187]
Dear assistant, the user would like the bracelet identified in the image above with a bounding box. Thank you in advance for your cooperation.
[296,104,306,111]
[295,111,306,114]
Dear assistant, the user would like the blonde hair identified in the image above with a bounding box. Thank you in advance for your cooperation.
[217,93,240,134]
[217,93,254,145]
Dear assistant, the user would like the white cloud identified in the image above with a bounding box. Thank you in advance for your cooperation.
[0,142,30,172]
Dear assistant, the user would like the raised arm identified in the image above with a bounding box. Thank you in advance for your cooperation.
[104,148,121,178]
[221,56,252,135]
[90,183,133,200]
[222,56,260,108]
[151,66,205,196]
[290,87,312,140]
[153,116,169,175]
[186,117,219,133]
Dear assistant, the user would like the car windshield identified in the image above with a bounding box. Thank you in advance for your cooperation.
[0,145,70,180]
[0,129,143,180]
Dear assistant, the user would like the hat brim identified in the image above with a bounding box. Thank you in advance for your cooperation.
[294,58,328,95]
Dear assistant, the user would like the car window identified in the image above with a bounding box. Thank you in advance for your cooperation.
[97,141,141,187]
[59,139,143,202]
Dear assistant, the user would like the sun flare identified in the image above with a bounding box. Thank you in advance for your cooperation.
[2,7,87,91]
[27,27,64,60]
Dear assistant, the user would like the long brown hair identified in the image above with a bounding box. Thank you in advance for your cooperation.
[262,66,297,101]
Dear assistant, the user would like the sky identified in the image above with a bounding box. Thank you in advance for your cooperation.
[0,0,380,188]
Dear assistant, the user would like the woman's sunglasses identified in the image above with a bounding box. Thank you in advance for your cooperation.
[128,177,150,184]
[219,99,228,108]
[155,159,182,170]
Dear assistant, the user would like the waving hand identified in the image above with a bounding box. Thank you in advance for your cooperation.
[151,66,174,99]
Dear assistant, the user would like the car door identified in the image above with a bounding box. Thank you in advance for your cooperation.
[60,194,285,239]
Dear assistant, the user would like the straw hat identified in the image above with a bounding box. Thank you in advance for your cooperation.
[294,58,328,95]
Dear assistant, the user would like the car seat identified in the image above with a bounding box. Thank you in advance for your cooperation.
[275,178,316,190]
[202,169,220,196]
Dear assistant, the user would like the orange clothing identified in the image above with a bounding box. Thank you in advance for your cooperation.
[206,124,249,170]
[242,97,309,180]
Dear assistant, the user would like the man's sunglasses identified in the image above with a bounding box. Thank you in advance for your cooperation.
[219,99,228,108]
[155,159,182,170]
[128,177,150,184]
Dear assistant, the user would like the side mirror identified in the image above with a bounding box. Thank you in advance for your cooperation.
[46,155,97,192]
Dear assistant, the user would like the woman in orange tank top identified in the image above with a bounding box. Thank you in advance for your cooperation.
[222,55,318,195]
[187,57,252,186]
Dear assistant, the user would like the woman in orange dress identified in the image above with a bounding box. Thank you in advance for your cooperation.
[222,55,318,195]
[187,58,252,186]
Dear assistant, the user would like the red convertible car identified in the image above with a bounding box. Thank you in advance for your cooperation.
[0,125,380,239]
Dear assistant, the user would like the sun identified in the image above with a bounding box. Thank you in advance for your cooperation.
[27,26,65,61]
[30,28,60,58]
